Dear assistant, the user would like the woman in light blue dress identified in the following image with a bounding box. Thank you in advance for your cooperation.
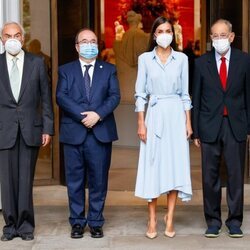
[135,17,193,239]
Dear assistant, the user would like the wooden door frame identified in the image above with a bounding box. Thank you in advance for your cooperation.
[34,0,60,185]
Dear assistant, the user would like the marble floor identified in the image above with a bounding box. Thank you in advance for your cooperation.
[1,185,250,250]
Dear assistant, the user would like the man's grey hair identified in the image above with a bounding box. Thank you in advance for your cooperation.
[210,19,233,33]
[0,21,25,38]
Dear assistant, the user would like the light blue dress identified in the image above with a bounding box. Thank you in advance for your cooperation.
[134,48,192,201]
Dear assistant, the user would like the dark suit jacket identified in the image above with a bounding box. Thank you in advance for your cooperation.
[192,48,250,142]
[56,59,120,144]
[0,51,54,149]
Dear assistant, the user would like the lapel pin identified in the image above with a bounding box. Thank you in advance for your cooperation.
[100,65,103,68]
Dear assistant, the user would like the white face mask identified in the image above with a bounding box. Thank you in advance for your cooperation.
[156,33,173,49]
[4,39,22,55]
[212,38,230,55]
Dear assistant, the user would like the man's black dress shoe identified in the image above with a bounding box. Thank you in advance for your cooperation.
[20,233,34,241]
[1,234,15,241]
[71,224,84,239]
[89,226,103,238]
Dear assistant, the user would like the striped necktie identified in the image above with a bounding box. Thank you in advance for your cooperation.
[84,65,92,100]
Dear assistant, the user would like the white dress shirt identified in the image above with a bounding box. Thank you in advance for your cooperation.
[215,47,231,73]
[6,49,25,94]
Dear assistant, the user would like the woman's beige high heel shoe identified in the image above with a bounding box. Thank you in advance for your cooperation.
[164,215,176,238]
[146,221,157,239]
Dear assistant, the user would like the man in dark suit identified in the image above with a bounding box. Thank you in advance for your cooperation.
[192,19,250,238]
[0,22,54,241]
[56,28,120,239]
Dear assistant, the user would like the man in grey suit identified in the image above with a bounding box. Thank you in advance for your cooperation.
[0,22,54,241]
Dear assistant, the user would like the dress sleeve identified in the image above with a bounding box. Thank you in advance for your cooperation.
[181,55,192,110]
[135,55,148,112]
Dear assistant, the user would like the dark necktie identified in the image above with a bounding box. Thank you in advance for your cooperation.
[84,65,92,100]
[219,57,228,115]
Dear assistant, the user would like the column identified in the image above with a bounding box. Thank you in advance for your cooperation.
[0,0,4,53]
[0,0,20,53]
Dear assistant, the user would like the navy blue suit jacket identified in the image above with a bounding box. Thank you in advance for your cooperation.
[56,59,120,144]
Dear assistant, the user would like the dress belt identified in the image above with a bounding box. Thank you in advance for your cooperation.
[149,94,180,107]
[149,94,180,138]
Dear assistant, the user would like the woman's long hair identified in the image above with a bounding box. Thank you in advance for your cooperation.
[147,16,177,52]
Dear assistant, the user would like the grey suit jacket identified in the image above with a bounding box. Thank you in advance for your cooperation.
[0,51,54,149]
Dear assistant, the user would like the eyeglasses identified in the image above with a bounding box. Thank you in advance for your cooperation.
[211,33,230,40]
[76,39,97,45]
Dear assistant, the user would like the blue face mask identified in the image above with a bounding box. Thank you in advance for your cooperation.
[79,43,99,59]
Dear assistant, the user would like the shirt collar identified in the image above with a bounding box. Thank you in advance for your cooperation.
[6,49,24,62]
[152,47,176,60]
[215,47,231,62]
[79,58,96,68]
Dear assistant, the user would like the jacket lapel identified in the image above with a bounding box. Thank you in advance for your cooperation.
[207,50,223,91]
[0,53,15,100]
[89,60,103,101]
[18,52,35,101]
[72,60,86,98]
[226,48,238,92]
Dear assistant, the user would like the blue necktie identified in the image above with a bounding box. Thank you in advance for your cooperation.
[84,65,92,100]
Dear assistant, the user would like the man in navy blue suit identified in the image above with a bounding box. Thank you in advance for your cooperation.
[56,29,120,239]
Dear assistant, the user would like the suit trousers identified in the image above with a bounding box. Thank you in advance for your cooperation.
[201,117,246,228]
[63,131,112,228]
[0,128,39,236]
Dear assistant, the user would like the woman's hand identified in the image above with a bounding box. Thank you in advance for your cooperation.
[137,112,147,143]
[185,110,193,139]
[138,122,147,143]
[186,122,193,139]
